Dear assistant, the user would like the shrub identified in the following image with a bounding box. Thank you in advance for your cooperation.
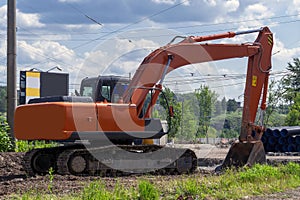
[15,140,57,152]
[0,115,13,152]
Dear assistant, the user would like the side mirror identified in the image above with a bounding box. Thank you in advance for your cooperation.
[169,106,174,117]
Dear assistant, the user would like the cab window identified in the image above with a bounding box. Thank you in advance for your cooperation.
[112,82,128,102]
[101,85,111,102]
[82,86,93,98]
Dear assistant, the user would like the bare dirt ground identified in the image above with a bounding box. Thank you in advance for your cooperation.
[0,145,300,199]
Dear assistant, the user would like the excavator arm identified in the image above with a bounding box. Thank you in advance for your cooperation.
[123,27,273,168]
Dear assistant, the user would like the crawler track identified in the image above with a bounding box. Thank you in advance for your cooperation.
[23,145,197,176]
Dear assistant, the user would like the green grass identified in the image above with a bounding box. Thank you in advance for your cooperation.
[15,140,58,152]
[8,163,300,200]
[171,162,300,199]
[138,180,160,200]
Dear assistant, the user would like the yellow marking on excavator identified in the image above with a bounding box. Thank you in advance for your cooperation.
[268,35,273,45]
[252,75,257,87]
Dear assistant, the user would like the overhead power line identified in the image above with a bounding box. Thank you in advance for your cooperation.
[17,0,190,68]
[67,4,103,26]
[14,2,300,71]
[16,13,300,37]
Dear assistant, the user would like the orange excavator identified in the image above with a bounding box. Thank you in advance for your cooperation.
[14,26,273,175]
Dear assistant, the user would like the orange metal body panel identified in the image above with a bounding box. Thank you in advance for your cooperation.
[14,102,97,140]
[96,103,144,132]
[14,102,145,140]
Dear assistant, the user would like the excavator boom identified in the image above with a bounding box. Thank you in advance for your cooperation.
[123,27,273,168]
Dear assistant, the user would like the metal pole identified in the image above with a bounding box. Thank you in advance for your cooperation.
[7,0,17,143]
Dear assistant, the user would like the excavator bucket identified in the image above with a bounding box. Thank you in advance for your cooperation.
[217,141,266,171]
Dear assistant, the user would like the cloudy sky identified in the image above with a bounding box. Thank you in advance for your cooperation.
[0,0,299,99]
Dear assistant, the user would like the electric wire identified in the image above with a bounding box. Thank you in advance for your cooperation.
[16,13,300,37]
[4,2,300,77]
[17,16,300,71]
[15,0,191,68]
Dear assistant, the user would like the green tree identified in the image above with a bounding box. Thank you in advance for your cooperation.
[221,111,242,138]
[267,112,286,127]
[0,86,7,113]
[215,98,226,115]
[285,93,300,126]
[279,58,300,125]
[226,99,240,112]
[281,58,300,104]
[265,79,284,126]
[195,85,217,141]
[178,99,197,141]
[158,87,181,138]
[221,97,227,113]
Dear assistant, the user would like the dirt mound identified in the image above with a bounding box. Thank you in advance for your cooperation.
[0,152,130,198]
[0,152,24,177]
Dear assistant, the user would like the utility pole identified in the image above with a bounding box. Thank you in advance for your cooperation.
[7,0,17,143]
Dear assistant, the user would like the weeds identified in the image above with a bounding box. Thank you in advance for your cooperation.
[138,180,159,200]
[81,181,111,200]
[48,167,54,194]
[11,163,300,200]
[172,163,300,199]
[15,140,57,152]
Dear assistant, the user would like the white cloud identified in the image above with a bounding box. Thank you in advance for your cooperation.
[287,0,300,15]
[36,41,75,61]
[244,3,274,20]
[272,37,300,69]
[0,5,44,28]
[151,0,176,4]
[151,0,190,5]
[58,0,83,2]
[80,37,160,80]
[214,3,274,31]
[246,3,267,13]
[224,0,240,12]
[0,40,6,58]
[0,5,6,22]
[17,40,80,72]
[204,0,217,7]
[17,9,45,28]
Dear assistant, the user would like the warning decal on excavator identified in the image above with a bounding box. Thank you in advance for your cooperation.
[252,75,257,87]
[268,35,273,45]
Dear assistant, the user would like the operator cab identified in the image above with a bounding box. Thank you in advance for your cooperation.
[80,76,130,103]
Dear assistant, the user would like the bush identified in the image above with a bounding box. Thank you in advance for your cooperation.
[0,115,13,152]
[15,140,57,152]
